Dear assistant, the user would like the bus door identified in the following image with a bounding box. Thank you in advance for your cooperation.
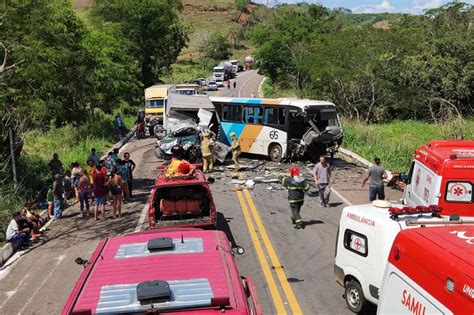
[263,106,287,153]
[242,105,264,155]
[287,109,305,140]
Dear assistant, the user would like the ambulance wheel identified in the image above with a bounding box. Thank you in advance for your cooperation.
[344,280,366,313]
[269,144,282,162]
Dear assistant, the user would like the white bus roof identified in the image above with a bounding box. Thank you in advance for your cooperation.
[208,96,336,110]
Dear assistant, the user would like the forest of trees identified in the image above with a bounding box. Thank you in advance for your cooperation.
[248,2,473,123]
[0,0,188,177]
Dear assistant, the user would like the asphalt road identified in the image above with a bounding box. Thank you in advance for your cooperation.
[0,70,402,314]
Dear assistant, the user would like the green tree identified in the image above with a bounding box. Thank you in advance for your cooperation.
[201,34,231,63]
[81,25,143,114]
[93,0,188,87]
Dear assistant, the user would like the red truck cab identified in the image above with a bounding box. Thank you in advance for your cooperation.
[148,168,217,229]
[403,140,474,217]
[63,229,261,315]
[378,225,474,314]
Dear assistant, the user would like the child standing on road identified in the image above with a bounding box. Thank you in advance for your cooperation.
[108,171,123,218]
[280,166,310,230]
[78,171,91,218]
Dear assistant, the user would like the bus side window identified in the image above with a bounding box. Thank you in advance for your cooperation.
[223,104,243,122]
[255,107,263,124]
[264,107,285,126]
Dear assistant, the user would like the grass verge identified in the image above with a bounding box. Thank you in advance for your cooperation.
[342,118,474,171]
[0,113,134,242]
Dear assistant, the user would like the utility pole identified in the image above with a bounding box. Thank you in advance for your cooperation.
[9,127,17,189]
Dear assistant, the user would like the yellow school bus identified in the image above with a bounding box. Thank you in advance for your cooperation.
[144,84,173,119]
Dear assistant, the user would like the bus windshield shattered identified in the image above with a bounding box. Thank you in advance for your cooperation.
[287,105,343,160]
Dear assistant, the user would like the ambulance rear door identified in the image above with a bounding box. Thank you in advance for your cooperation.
[377,264,452,315]
[404,160,442,207]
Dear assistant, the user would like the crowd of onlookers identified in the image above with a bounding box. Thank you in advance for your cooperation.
[5,147,136,249]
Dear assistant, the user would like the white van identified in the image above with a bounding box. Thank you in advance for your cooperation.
[377,225,474,314]
[334,201,461,313]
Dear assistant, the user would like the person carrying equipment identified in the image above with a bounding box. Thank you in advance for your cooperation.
[230,132,241,171]
[279,166,310,230]
[201,132,214,173]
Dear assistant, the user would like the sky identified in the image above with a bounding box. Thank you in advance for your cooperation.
[254,0,474,14]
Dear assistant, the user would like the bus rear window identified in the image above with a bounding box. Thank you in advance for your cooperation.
[446,181,473,203]
[146,100,164,108]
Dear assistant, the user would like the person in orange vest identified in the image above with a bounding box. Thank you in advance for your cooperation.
[201,132,214,173]
[280,166,310,230]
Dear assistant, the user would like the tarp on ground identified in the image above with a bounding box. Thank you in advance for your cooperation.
[166,94,215,114]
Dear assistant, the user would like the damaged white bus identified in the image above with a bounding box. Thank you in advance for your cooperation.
[209,97,343,162]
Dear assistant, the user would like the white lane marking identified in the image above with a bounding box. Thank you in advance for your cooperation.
[18,253,66,314]
[238,71,259,97]
[303,165,353,206]
[331,188,354,206]
[0,250,48,309]
[135,198,150,232]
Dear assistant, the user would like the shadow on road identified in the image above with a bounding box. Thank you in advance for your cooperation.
[216,212,239,248]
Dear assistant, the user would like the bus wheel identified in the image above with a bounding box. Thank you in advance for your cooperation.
[269,144,282,162]
[344,279,366,313]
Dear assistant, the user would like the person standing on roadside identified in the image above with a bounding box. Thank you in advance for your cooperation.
[108,170,123,218]
[46,181,54,219]
[71,162,82,203]
[116,160,130,202]
[280,166,310,230]
[233,81,236,89]
[105,152,115,176]
[93,166,108,220]
[313,155,333,208]
[230,132,241,171]
[201,132,214,173]
[362,157,388,201]
[48,153,63,177]
[250,92,255,98]
[87,148,100,166]
[123,152,136,198]
[78,171,91,218]
[52,174,64,219]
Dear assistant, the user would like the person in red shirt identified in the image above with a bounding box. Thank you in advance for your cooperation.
[93,166,109,220]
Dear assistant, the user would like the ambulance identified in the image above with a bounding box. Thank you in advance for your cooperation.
[334,201,474,313]
[378,225,474,314]
[401,140,474,217]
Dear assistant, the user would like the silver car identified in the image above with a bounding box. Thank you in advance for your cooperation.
[207,81,218,91]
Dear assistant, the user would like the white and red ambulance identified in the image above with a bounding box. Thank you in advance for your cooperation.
[334,201,474,313]
[377,225,474,314]
[402,140,474,217]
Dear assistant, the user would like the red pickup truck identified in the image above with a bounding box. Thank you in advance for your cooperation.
[63,229,262,315]
[148,168,217,229]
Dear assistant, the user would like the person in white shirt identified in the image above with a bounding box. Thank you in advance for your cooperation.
[6,212,30,249]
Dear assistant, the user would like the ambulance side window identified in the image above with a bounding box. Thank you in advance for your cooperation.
[343,229,368,257]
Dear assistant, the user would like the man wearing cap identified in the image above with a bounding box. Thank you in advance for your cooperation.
[279,166,310,230]
[362,157,387,201]
[230,132,241,171]
[201,132,214,173]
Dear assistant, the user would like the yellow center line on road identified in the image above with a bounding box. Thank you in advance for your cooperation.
[243,190,303,315]
[235,189,287,315]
